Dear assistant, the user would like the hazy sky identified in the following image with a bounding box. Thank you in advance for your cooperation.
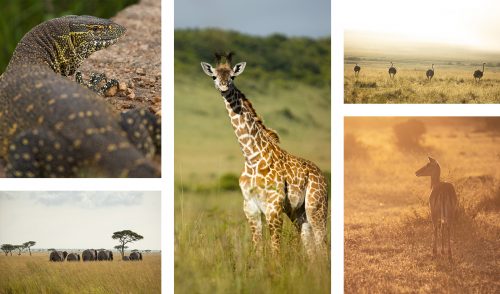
[175,0,330,37]
[0,191,160,250]
[342,0,500,51]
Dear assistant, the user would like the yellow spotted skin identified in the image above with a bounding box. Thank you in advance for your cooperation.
[0,16,160,178]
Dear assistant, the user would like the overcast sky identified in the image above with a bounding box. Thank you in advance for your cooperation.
[342,0,500,51]
[175,0,330,37]
[0,191,160,250]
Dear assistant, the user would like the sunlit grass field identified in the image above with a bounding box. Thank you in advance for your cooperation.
[344,60,500,103]
[344,118,500,293]
[175,191,331,294]
[175,71,331,293]
[0,252,161,293]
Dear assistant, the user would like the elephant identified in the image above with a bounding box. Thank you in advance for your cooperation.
[49,250,68,262]
[66,253,80,262]
[82,249,98,261]
[129,251,143,261]
[122,256,130,261]
[97,250,113,261]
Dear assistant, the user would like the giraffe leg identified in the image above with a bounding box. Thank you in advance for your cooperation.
[305,181,328,256]
[300,222,315,257]
[243,198,262,250]
[265,194,284,255]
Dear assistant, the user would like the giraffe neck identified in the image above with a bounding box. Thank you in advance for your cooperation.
[220,87,277,166]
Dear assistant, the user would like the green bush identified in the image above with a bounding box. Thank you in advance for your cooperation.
[218,173,240,191]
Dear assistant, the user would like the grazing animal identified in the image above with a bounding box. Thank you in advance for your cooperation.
[129,251,142,261]
[415,157,458,260]
[97,250,113,261]
[82,249,98,261]
[473,63,486,82]
[201,52,328,256]
[388,62,397,78]
[426,64,434,81]
[0,15,161,177]
[122,256,130,261]
[354,63,361,77]
[66,253,80,262]
[49,250,67,262]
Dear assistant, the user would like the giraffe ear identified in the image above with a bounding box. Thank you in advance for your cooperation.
[232,62,246,76]
[201,62,215,76]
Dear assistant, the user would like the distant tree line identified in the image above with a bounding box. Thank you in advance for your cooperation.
[1,241,36,256]
[175,29,331,87]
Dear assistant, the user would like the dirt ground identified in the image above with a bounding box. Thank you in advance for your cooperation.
[80,0,161,115]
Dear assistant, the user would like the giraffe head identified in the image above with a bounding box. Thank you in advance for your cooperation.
[201,52,246,92]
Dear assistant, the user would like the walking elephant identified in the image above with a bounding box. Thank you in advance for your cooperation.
[49,250,68,262]
[82,249,98,261]
[66,253,80,262]
[97,250,114,261]
[129,252,143,261]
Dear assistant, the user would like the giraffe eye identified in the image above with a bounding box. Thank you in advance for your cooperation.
[212,76,216,80]
[231,76,235,80]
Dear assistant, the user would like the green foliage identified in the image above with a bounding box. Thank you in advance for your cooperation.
[218,173,240,191]
[175,29,331,87]
[0,0,138,72]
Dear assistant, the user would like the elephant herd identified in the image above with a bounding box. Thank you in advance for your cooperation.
[49,249,143,262]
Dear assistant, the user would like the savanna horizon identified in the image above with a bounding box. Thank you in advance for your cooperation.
[345,31,500,103]
[344,117,499,293]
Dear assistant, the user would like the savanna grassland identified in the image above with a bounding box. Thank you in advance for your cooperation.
[344,118,500,293]
[344,59,500,103]
[175,29,331,293]
[0,252,161,293]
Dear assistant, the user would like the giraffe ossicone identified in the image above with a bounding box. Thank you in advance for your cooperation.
[201,52,329,257]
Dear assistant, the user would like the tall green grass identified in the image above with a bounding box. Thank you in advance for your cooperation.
[175,191,331,294]
[0,0,138,72]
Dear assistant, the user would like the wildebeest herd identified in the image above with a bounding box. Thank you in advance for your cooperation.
[49,249,143,262]
[352,62,488,82]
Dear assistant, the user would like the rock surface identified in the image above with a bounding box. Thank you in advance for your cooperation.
[80,0,161,116]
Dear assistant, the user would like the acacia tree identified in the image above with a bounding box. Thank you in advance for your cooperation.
[1,244,15,256]
[13,245,24,255]
[23,241,36,256]
[112,230,143,258]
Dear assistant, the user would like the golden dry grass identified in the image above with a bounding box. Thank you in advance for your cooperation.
[0,252,161,293]
[344,61,500,103]
[344,118,500,293]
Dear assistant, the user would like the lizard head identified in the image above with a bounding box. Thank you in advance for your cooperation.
[55,15,126,75]
[9,15,126,76]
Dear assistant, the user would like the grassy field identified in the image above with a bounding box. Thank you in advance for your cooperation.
[174,74,331,184]
[344,59,500,103]
[344,118,500,293]
[175,190,331,294]
[0,252,161,293]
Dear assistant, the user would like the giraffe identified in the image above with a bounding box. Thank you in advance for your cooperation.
[201,52,328,256]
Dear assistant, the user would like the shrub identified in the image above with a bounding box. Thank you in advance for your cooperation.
[393,119,426,151]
